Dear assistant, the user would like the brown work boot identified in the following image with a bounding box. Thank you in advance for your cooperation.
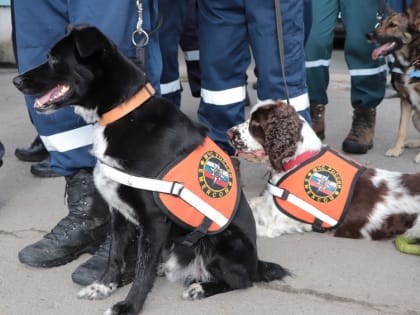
[342,107,376,154]
[310,103,325,140]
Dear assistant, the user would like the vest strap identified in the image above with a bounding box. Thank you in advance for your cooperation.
[97,161,229,228]
[177,217,213,246]
[267,182,338,227]
[312,218,327,233]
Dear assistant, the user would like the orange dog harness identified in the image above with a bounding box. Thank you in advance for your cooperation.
[98,136,239,244]
[268,146,365,231]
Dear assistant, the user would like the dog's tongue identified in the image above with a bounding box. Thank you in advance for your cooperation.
[371,42,394,60]
[34,84,69,109]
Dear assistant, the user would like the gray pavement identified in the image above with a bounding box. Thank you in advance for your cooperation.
[1,50,420,315]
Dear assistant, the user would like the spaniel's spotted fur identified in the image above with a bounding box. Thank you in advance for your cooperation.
[228,101,420,240]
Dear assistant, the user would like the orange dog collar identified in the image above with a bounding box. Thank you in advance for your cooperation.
[99,82,155,126]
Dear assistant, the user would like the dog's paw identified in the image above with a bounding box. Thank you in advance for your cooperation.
[249,196,264,209]
[77,282,117,300]
[414,152,420,163]
[385,147,403,157]
[104,301,135,315]
[182,282,205,300]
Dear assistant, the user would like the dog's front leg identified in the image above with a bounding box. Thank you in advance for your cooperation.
[106,213,170,315]
[78,210,137,300]
[386,99,412,157]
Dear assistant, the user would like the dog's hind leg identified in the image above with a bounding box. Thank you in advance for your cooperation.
[386,100,412,157]
[406,110,420,162]
[182,281,233,300]
[182,260,290,299]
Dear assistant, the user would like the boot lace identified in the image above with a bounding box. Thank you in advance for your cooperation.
[349,110,374,138]
[44,211,89,242]
[44,172,93,241]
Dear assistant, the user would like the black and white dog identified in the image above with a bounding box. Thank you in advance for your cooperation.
[13,25,288,315]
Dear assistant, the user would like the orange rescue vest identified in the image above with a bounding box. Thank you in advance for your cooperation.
[154,136,239,235]
[270,146,365,231]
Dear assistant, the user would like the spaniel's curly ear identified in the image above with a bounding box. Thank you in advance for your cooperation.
[251,102,303,171]
[249,106,271,146]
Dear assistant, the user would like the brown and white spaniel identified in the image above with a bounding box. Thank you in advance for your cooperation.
[227,101,420,240]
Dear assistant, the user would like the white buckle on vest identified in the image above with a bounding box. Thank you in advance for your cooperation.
[170,182,184,196]
[267,182,338,227]
[97,162,229,228]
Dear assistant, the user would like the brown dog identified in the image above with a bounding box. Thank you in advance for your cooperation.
[367,0,420,162]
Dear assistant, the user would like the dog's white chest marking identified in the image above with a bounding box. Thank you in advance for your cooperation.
[92,124,139,226]
[74,106,100,123]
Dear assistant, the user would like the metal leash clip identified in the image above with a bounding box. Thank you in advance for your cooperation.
[132,0,149,47]
[375,11,384,29]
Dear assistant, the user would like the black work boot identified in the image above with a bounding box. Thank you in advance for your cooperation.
[342,107,376,154]
[310,103,326,140]
[18,169,109,267]
[30,157,61,178]
[15,136,48,162]
[71,234,137,286]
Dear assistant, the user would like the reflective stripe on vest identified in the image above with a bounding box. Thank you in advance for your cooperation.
[271,146,365,230]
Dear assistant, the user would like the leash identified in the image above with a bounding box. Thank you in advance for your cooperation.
[132,0,148,66]
[274,0,290,105]
[132,0,162,66]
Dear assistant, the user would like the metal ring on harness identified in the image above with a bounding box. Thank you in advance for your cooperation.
[131,29,149,48]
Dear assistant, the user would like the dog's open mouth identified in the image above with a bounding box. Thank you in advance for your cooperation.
[34,84,71,111]
[235,149,268,163]
[371,41,397,60]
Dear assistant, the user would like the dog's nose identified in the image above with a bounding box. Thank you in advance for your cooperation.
[226,128,234,140]
[366,31,376,41]
[12,75,25,89]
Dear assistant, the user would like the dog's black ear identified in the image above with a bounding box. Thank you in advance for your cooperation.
[70,25,112,58]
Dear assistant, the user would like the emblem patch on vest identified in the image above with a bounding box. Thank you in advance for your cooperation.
[304,165,343,203]
[198,150,233,198]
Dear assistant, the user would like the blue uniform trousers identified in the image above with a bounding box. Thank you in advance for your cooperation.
[159,0,200,107]
[197,0,309,154]
[305,0,386,109]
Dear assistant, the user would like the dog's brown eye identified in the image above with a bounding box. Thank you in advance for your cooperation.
[389,22,397,27]
[50,58,68,73]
